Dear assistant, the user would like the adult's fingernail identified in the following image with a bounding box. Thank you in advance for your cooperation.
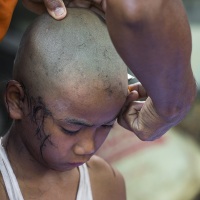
[54,7,65,17]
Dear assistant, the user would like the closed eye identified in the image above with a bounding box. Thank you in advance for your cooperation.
[60,127,80,136]
[102,124,114,128]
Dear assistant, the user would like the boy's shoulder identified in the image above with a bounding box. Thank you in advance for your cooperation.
[87,155,126,200]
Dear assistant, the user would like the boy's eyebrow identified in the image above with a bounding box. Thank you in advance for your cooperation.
[60,117,117,127]
[63,118,93,127]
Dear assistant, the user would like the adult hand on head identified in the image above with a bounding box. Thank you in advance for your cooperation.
[22,0,106,20]
[118,83,174,141]
[67,0,106,18]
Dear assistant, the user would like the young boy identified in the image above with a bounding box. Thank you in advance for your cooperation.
[0,9,127,200]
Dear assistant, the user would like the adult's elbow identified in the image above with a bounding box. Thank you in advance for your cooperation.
[160,85,197,125]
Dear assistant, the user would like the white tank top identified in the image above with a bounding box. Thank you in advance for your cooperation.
[0,140,93,200]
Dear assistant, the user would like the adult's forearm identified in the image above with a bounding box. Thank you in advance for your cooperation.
[106,0,196,123]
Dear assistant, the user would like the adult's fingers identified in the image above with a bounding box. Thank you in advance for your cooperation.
[117,101,144,132]
[128,82,148,99]
[23,0,67,19]
[67,0,106,12]
[43,0,67,19]
[22,0,46,15]
[66,0,105,19]
[91,0,106,12]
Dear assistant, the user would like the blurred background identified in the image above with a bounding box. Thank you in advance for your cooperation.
[0,0,200,199]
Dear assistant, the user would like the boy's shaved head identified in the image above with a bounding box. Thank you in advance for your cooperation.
[7,9,129,169]
[13,8,128,99]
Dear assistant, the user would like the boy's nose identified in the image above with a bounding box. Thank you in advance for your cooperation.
[73,130,96,156]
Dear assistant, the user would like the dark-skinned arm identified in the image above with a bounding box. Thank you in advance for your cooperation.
[105,0,196,140]
[22,0,196,140]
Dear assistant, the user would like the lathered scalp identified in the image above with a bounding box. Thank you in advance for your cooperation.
[13,8,128,98]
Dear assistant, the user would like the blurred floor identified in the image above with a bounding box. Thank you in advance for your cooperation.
[177,24,200,144]
[97,124,200,200]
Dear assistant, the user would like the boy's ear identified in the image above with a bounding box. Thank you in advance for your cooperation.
[4,80,25,120]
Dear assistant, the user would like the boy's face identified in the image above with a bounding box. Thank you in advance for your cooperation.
[19,83,126,171]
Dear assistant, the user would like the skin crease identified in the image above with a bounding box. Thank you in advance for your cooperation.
[0,9,127,200]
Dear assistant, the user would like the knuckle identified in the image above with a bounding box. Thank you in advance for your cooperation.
[136,131,153,141]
